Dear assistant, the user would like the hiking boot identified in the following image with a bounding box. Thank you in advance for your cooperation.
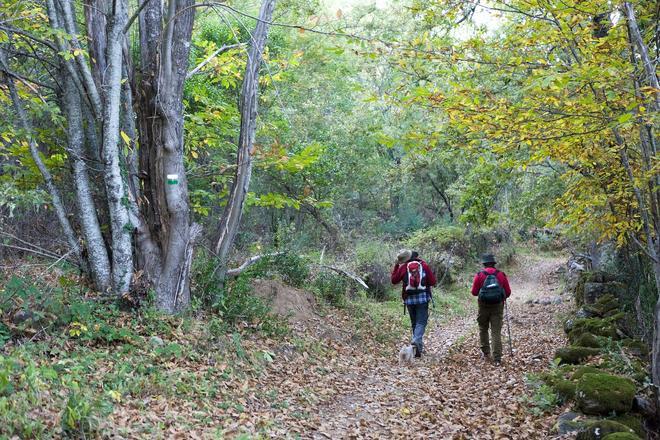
[493,360,502,366]
[412,342,422,358]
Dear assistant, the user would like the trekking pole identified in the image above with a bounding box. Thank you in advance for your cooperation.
[504,299,513,356]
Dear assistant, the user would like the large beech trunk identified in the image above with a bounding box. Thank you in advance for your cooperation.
[135,0,197,312]
[100,1,133,295]
[5,0,276,314]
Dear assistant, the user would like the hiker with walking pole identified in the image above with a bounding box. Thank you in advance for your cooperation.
[471,254,512,366]
[392,249,437,358]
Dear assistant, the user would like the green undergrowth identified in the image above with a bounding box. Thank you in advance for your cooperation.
[0,238,516,437]
[0,272,302,437]
[0,254,425,437]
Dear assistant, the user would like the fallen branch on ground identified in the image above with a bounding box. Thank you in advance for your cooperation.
[317,264,369,290]
[226,252,285,277]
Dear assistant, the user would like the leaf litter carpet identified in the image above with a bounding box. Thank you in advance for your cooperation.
[308,261,570,439]
[241,256,569,439]
[101,257,569,439]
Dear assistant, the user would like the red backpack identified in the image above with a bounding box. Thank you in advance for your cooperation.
[404,261,427,292]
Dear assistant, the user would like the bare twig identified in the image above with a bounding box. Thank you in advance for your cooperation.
[44,249,76,271]
[0,231,64,258]
[0,243,74,262]
[186,43,243,78]
[122,0,156,34]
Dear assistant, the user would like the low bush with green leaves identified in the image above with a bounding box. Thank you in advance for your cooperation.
[191,251,290,337]
[354,239,398,300]
[61,387,110,438]
[311,271,349,307]
[258,252,310,288]
[213,275,289,337]
[523,374,561,415]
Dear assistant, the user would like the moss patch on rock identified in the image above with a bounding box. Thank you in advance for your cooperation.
[553,379,577,401]
[569,313,626,343]
[601,433,642,440]
[573,332,603,348]
[575,373,635,415]
[584,282,625,305]
[609,415,644,438]
[600,355,649,384]
[571,366,602,380]
[584,294,620,318]
[576,420,637,440]
[574,271,620,306]
[555,346,600,365]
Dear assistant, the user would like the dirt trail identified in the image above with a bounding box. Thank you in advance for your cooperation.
[307,254,570,439]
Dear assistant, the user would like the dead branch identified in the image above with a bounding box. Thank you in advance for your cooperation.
[318,264,369,290]
[226,252,285,277]
[0,243,72,262]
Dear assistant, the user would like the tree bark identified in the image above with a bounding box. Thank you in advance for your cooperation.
[303,204,340,243]
[622,2,660,414]
[623,3,660,112]
[134,0,197,313]
[427,173,454,221]
[51,0,102,118]
[83,0,109,91]
[59,0,102,116]
[102,0,133,295]
[63,75,112,292]
[214,0,277,279]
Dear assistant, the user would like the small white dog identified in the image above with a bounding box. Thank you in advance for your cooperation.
[398,344,415,365]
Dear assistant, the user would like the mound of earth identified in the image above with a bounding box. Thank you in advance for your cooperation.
[251,278,317,323]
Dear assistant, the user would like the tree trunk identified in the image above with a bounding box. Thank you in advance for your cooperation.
[83,0,109,91]
[214,0,277,279]
[622,2,660,414]
[55,0,103,118]
[102,0,133,295]
[428,173,454,221]
[623,3,660,112]
[303,204,340,243]
[63,76,112,292]
[135,0,197,313]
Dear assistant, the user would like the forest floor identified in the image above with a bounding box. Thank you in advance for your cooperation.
[188,252,572,439]
[306,254,570,439]
[1,252,574,439]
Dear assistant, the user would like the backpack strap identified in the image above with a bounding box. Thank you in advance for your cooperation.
[480,269,499,288]
[481,269,499,276]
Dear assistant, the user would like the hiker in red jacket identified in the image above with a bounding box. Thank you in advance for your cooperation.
[392,249,437,358]
[471,254,511,365]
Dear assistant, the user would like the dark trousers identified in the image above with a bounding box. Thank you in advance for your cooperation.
[407,302,429,353]
[477,301,504,361]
